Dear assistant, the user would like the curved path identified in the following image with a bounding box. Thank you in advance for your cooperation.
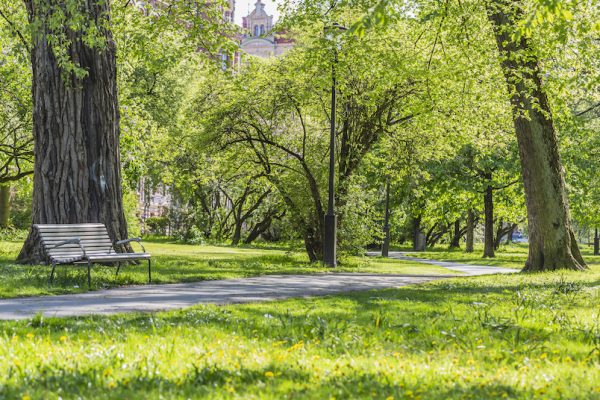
[377,251,521,275]
[0,253,518,320]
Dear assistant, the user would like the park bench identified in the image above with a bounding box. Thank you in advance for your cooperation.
[35,223,151,288]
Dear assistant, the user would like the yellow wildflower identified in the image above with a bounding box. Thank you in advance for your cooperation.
[264,371,274,378]
[26,333,34,339]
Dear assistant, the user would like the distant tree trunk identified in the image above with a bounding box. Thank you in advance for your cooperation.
[243,211,280,245]
[412,215,425,251]
[0,185,9,228]
[304,224,321,263]
[465,209,475,253]
[505,224,514,245]
[449,219,461,249]
[494,219,505,250]
[487,0,586,271]
[231,222,242,246]
[18,0,129,262]
[594,228,599,256]
[483,185,495,258]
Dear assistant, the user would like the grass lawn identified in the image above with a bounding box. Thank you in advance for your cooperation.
[0,267,599,398]
[0,239,454,299]
[400,243,600,269]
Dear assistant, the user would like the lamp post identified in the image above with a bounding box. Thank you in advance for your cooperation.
[382,178,391,257]
[323,23,346,268]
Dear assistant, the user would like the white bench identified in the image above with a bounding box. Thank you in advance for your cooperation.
[36,223,151,287]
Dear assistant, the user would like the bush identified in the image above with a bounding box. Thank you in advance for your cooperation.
[145,216,169,235]
[0,227,27,241]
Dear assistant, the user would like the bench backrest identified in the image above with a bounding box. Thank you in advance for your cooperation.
[35,223,114,260]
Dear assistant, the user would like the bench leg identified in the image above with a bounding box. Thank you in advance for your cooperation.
[87,260,92,289]
[116,262,121,277]
[49,262,56,285]
[148,259,152,283]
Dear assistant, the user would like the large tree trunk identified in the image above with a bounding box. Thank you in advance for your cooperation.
[0,185,9,228]
[487,0,586,271]
[465,209,475,253]
[18,0,128,262]
[483,185,495,258]
[594,228,599,256]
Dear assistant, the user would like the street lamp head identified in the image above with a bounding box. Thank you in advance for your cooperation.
[323,23,348,50]
[323,22,348,34]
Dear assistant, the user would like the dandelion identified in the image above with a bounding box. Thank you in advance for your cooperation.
[540,353,547,360]
[288,341,304,352]
[22,395,31,400]
[26,333,34,339]
[59,335,68,342]
[264,371,274,378]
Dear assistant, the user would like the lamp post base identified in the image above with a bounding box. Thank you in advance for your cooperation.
[323,214,337,267]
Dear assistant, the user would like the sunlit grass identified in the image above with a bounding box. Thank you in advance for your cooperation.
[0,239,453,299]
[1,268,599,399]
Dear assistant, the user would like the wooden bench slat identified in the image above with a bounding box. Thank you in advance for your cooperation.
[34,223,106,229]
[42,240,112,246]
[87,253,151,262]
[40,232,111,237]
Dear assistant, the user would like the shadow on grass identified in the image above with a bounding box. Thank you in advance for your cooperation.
[0,362,533,399]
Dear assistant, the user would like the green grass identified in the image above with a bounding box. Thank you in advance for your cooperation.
[1,268,600,399]
[400,243,600,269]
[0,239,454,299]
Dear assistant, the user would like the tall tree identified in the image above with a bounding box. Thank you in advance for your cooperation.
[18,0,128,262]
[487,0,586,271]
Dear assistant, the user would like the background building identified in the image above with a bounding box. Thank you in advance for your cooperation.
[240,0,293,59]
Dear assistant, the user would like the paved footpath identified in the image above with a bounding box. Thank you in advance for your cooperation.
[0,253,519,320]
[378,251,521,276]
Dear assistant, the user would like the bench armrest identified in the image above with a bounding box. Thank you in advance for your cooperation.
[114,237,146,253]
[49,238,87,257]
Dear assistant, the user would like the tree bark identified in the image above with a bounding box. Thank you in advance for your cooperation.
[18,0,129,262]
[483,185,495,258]
[487,0,586,271]
[505,224,514,245]
[0,185,9,228]
[465,209,475,253]
[412,215,425,251]
[231,222,242,246]
[449,219,461,249]
[594,228,599,256]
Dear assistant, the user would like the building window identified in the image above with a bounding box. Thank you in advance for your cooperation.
[260,25,265,35]
[254,25,259,36]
